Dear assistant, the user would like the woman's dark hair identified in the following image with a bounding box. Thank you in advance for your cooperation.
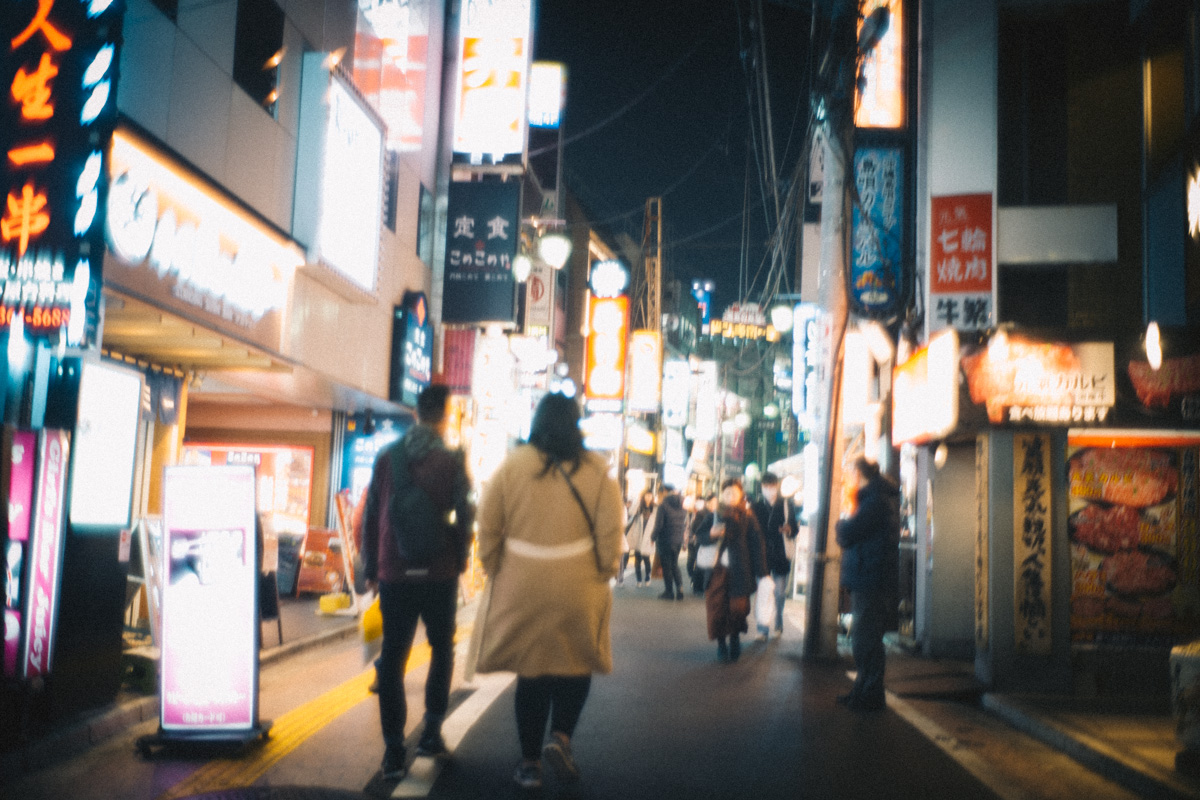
[854,457,882,484]
[720,477,743,492]
[639,491,655,512]
[528,392,585,475]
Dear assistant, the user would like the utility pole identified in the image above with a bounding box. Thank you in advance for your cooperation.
[803,0,859,661]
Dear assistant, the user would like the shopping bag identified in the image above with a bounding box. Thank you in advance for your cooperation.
[463,579,493,684]
[695,544,719,570]
[755,575,776,630]
[360,593,383,665]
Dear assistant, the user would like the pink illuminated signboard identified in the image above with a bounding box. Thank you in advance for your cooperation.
[160,465,258,734]
[20,430,70,680]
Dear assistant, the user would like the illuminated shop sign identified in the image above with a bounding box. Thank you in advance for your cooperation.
[627,330,661,413]
[709,302,779,341]
[961,333,1115,425]
[584,295,628,404]
[580,412,621,451]
[528,61,564,128]
[850,147,904,317]
[691,280,713,331]
[855,0,905,129]
[353,0,430,152]
[20,429,70,680]
[929,193,994,336]
[68,359,142,529]
[442,180,519,324]
[453,0,532,163]
[389,290,432,407]
[105,131,302,344]
[692,360,719,442]
[1,0,125,345]
[662,360,690,428]
[160,465,258,733]
[891,328,959,445]
[294,55,384,291]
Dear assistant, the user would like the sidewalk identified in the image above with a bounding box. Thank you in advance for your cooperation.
[0,595,361,784]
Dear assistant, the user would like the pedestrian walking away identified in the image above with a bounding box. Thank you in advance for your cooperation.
[652,484,688,600]
[621,490,656,587]
[361,384,475,782]
[472,392,624,790]
[751,472,797,640]
[835,457,901,712]
[703,479,767,662]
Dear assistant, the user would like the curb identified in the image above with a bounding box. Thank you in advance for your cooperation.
[982,694,1200,800]
[0,620,359,785]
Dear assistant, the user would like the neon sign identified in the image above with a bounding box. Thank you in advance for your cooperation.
[1,0,125,345]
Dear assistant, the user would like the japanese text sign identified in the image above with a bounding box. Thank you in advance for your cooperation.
[1013,433,1052,655]
[850,147,904,317]
[20,428,69,680]
[1,0,124,345]
[929,193,994,336]
[389,291,432,407]
[442,180,518,324]
[585,295,628,403]
[452,0,531,163]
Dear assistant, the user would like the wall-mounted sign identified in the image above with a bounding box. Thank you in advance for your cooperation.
[929,193,994,336]
[294,55,384,291]
[1,0,125,346]
[580,412,622,451]
[160,465,258,734]
[20,429,70,680]
[1013,433,1052,654]
[690,280,713,332]
[692,360,719,442]
[528,61,564,128]
[850,147,904,317]
[452,0,532,164]
[584,295,628,404]
[855,0,905,129]
[442,180,519,324]
[710,302,778,340]
[524,258,553,328]
[105,131,302,350]
[69,359,142,529]
[352,0,430,153]
[891,328,959,445]
[792,304,822,428]
[662,360,690,428]
[389,291,432,406]
[961,334,1115,426]
[627,330,661,413]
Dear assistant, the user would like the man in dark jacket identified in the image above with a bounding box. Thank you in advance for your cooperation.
[835,457,900,712]
[363,384,474,781]
[751,472,796,639]
[653,485,688,600]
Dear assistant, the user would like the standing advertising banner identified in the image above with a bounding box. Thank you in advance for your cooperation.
[20,430,70,680]
[850,147,904,317]
[442,181,519,324]
[929,193,994,336]
[1013,433,1052,655]
[159,465,262,739]
[3,428,37,677]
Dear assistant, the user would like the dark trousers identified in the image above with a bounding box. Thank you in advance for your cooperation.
[377,580,457,754]
[658,544,683,595]
[620,551,652,582]
[514,675,592,761]
[850,589,887,704]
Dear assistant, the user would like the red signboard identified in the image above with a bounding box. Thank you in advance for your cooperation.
[929,193,994,334]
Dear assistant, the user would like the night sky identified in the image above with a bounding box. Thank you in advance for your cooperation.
[533,0,811,316]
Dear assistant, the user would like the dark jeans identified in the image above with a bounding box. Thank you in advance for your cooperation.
[377,580,457,754]
[515,675,592,761]
[850,589,887,704]
[620,551,652,582]
[658,544,683,595]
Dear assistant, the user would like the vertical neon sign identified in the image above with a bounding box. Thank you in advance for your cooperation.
[1,0,123,345]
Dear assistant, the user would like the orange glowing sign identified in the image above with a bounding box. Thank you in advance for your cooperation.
[585,296,628,402]
[1,182,50,256]
[855,0,905,129]
[891,328,959,445]
[11,53,58,119]
[7,142,54,166]
[11,0,72,52]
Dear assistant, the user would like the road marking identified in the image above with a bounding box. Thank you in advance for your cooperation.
[157,641,435,800]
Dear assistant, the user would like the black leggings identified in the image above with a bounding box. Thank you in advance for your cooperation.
[514,675,592,761]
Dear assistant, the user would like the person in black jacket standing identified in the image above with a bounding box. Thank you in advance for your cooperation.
[751,472,796,639]
[835,457,900,712]
[653,485,688,600]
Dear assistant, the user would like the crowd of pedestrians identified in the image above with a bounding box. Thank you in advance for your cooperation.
[358,387,898,791]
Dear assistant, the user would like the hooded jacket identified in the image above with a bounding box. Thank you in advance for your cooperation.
[362,423,474,583]
[652,492,687,550]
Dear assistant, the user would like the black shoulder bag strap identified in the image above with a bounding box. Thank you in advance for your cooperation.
[555,461,603,572]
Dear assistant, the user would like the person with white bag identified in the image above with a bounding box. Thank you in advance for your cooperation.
[751,472,797,640]
[702,479,767,662]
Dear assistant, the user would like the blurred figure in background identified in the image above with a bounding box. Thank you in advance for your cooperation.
[621,490,656,587]
[652,485,688,600]
[687,493,717,595]
[751,472,796,640]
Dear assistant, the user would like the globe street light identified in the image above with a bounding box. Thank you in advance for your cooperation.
[537,231,572,269]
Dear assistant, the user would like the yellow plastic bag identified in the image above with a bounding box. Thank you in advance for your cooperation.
[361,595,382,644]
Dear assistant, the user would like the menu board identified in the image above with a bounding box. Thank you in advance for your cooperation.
[1068,435,1200,646]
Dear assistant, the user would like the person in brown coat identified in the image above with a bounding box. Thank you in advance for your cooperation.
[703,478,767,662]
[473,393,623,790]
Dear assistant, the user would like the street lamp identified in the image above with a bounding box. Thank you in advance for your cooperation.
[769,304,794,333]
[537,231,572,269]
[513,253,533,283]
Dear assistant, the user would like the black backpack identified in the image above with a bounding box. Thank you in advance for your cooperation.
[387,443,450,565]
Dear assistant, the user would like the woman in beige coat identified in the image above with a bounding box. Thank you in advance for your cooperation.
[474,392,623,790]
